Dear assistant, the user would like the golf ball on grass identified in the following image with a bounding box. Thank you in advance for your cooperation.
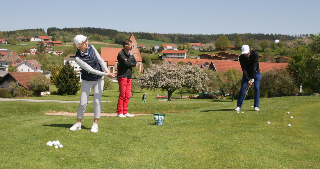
[241,111,244,113]
[291,116,293,118]
[288,124,291,127]
[55,145,59,149]
[59,145,63,148]
[267,121,270,124]
[251,106,253,108]
[287,112,290,114]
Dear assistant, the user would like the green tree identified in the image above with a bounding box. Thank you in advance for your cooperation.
[215,35,230,50]
[271,42,278,51]
[310,32,320,54]
[222,68,242,101]
[50,64,58,84]
[178,44,184,50]
[114,33,128,44]
[55,61,80,95]
[8,65,16,72]
[29,74,50,96]
[36,42,46,53]
[245,38,255,48]
[142,54,151,68]
[259,39,270,51]
[103,77,113,90]
[287,45,312,91]
[235,35,243,50]
[186,43,194,53]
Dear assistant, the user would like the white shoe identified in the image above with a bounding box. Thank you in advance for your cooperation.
[234,107,240,111]
[255,107,260,111]
[117,114,126,118]
[124,113,134,117]
[90,123,98,133]
[70,122,81,131]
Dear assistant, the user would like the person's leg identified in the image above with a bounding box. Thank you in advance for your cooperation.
[92,78,104,123]
[254,72,261,108]
[117,78,126,115]
[77,80,92,120]
[123,78,132,114]
[237,75,248,107]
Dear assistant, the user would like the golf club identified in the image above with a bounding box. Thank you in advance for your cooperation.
[240,84,251,109]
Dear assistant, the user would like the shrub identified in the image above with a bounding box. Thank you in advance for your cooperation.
[0,88,9,98]
[17,86,34,97]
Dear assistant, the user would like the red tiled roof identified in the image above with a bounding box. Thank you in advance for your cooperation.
[37,35,50,40]
[51,41,62,44]
[101,47,122,66]
[164,58,288,74]
[161,50,186,54]
[0,51,9,56]
[8,72,44,89]
[189,43,202,47]
[0,52,22,62]
[162,44,177,48]
[0,39,6,42]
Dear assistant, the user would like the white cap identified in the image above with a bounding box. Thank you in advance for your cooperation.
[241,45,250,54]
[74,35,87,45]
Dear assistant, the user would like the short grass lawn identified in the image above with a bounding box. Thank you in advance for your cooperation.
[0,89,319,168]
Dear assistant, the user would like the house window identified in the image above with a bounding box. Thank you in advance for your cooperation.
[110,67,114,73]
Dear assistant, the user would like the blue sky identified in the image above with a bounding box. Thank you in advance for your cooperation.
[2,0,320,35]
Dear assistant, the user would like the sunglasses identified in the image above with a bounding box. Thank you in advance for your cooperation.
[125,45,133,48]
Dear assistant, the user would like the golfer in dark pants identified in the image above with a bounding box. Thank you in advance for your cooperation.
[235,45,261,111]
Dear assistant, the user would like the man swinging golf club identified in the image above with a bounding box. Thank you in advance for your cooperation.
[235,45,261,111]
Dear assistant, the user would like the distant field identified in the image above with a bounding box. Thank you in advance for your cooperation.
[137,39,168,47]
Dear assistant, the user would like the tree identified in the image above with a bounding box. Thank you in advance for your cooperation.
[235,35,243,50]
[8,65,16,72]
[203,69,223,92]
[50,64,58,84]
[138,62,209,101]
[114,33,128,44]
[245,38,255,49]
[260,48,274,62]
[55,61,80,95]
[287,45,312,91]
[215,35,230,50]
[222,68,242,101]
[271,42,278,51]
[201,43,215,52]
[29,74,50,96]
[259,39,270,51]
[310,32,320,54]
[159,45,164,52]
[186,43,194,53]
[36,42,46,53]
[177,44,184,50]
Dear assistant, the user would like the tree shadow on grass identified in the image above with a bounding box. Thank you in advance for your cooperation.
[43,124,90,129]
[201,109,234,112]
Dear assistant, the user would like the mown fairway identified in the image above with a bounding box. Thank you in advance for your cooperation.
[0,86,319,168]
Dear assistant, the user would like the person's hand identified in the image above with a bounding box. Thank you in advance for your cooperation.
[107,73,115,78]
[129,49,133,55]
[248,81,253,86]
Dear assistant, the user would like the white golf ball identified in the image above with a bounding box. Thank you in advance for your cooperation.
[46,141,52,146]
[291,116,293,118]
[287,112,290,114]
[288,124,291,127]
[267,121,270,124]
[251,106,253,108]
[241,111,244,113]
[55,145,58,149]
[59,145,63,148]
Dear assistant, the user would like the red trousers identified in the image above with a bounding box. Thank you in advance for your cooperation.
[117,78,132,114]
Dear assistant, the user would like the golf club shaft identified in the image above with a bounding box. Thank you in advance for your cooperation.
[240,85,251,109]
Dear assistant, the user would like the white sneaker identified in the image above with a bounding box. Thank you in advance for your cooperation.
[90,123,98,133]
[117,114,126,118]
[70,122,81,131]
[234,107,240,111]
[124,113,134,117]
[255,107,260,111]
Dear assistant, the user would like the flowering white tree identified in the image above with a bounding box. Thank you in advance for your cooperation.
[138,62,209,101]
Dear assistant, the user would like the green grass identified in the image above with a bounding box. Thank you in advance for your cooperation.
[136,39,168,47]
[1,84,320,168]
[1,42,38,52]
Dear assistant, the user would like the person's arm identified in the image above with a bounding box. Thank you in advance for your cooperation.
[129,55,137,67]
[75,57,109,77]
[250,51,259,83]
[239,56,250,81]
[92,45,108,72]
[117,51,132,68]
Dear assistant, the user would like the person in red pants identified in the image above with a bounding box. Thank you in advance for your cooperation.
[116,39,137,117]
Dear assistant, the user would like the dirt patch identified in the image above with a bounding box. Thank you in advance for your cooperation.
[45,111,151,117]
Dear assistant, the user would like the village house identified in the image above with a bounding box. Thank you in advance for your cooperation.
[275,56,291,63]
[162,44,177,50]
[100,34,143,74]
[51,41,62,46]
[0,39,7,44]
[137,44,146,49]
[189,43,202,50]
[0,52,22,71]
[11,60,42,73]
[0,72,49,95]
[30,47,37,55]
[164,58,289,74]
[30,35,50,42]
[152,45,159,52]
[198,52,240,61]
[161,50,187,59]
